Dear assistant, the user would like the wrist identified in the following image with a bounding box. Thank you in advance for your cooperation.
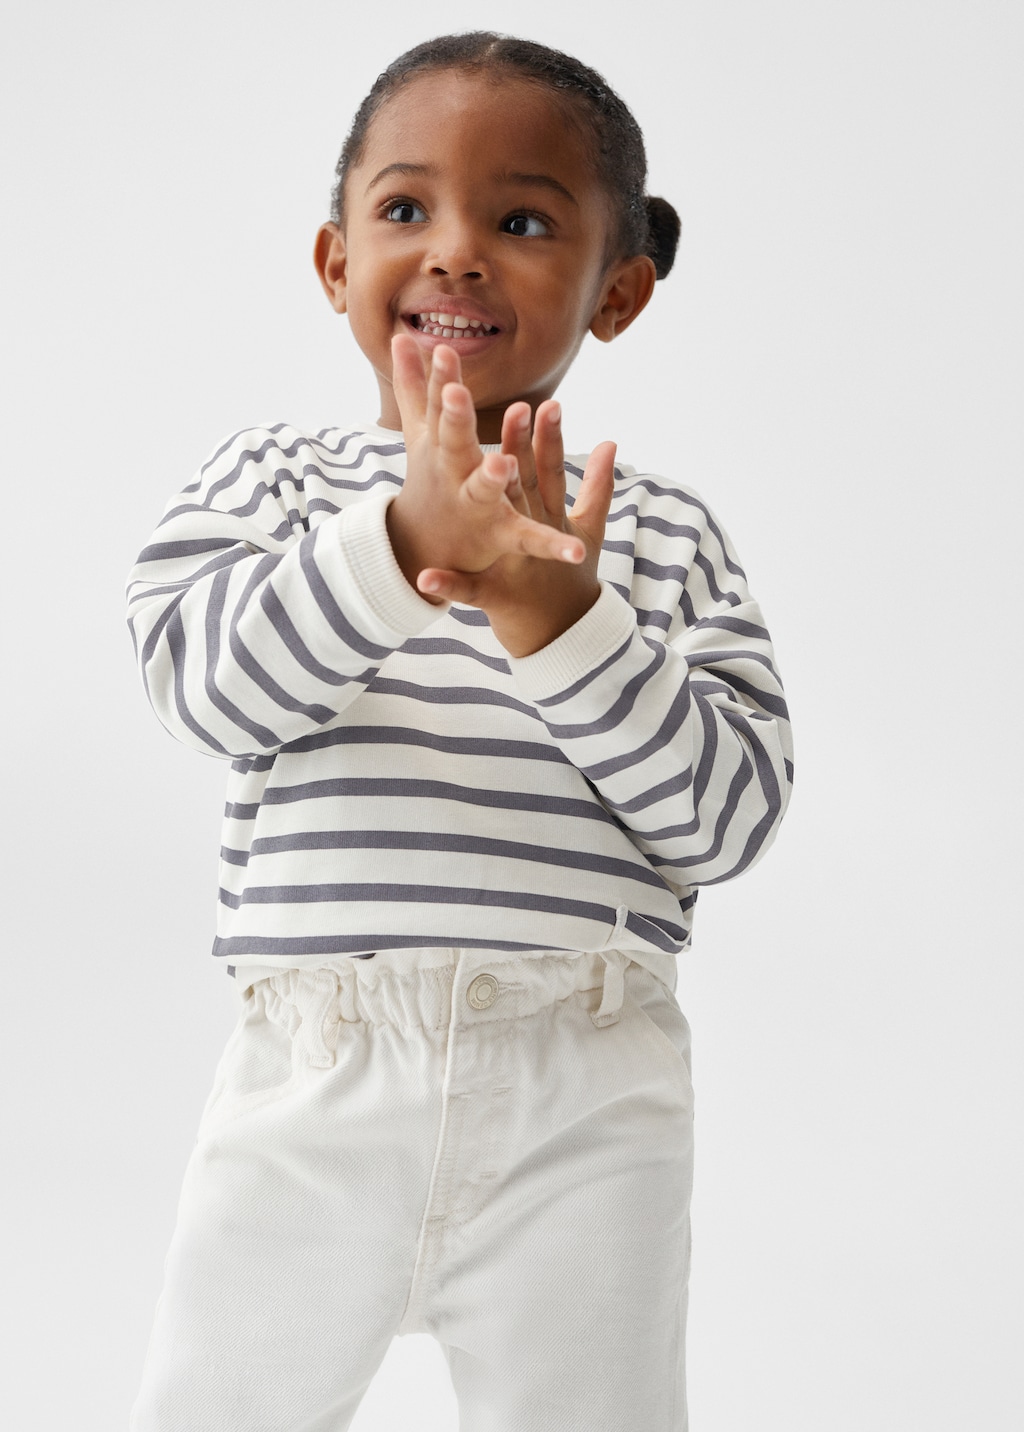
[385,495,446,607]
[490,576,601,658]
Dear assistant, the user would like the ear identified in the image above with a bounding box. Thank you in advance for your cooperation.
[588,254,657,343]
[313,222,348,314]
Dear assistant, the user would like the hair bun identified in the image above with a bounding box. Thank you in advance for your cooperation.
[645,196,681,279]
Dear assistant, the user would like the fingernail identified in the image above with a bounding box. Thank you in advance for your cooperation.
[549,402,561,424]
[516,407,531,429]
[420,575,440,593]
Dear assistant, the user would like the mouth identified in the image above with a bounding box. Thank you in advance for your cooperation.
[407,310,500,339]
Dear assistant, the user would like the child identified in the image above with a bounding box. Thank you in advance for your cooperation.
[126,31,792,1432]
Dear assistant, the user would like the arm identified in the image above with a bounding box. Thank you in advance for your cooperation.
[126,357,587,763]
[412,380,793,890]
[506,530,792,889]
[125,426,450,759]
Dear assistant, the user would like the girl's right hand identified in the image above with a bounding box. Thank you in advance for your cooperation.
[385,335,585,601]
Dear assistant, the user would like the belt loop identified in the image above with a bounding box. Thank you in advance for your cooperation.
[337,965,359,1026]
[591,949,630,1028]
[301,968,340,1069]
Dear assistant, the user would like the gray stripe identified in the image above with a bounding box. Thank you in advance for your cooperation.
[644,753,752,858]
[213,933,563,958]
[127,547,253,604]
[446,607,490,627]
[614,477,747,580]
[692,551,743,606]
[221,882,619,925]
[634,556,699,586]
[136,537,238,562]
[363,677,541,720]
[580,683,693,781]
[137,592,183,698]
[606,509,702,543]
[296,460,401,494]
[306,497,345,520]
[165,477,296,525]
[260,776,618,825]
[225,800,261,820]
[204,566,284,749]
[165,608,232,755]
[230,828,670,889]
[220,560,340,725]
[600,766,695,816]
[298,529,393,662]
[713,669,790,720]
[691,613,771,641]
[622,910,688,951]
[539,642,668,739]
[401,637,511,674]
[532,632,634,709]
[274,724,571,766]
[691,696,722,808]
[260,582,374,690]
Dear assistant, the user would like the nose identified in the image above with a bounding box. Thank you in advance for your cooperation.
[423,216,488,280]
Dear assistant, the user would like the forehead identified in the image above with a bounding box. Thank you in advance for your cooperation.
[352,69,598,190]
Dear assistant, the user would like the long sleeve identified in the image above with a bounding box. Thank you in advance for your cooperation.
[506,469,793,892]
[125,426,446,759]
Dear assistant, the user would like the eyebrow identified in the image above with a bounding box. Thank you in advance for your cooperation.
[501,172,578,206]
[363,162,578,206]
[364,162,433,194]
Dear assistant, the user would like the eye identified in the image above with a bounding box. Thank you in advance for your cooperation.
[384,200,427,224]
[502,212,550,238]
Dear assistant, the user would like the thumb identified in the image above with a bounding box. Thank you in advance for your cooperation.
[570,441,616,547]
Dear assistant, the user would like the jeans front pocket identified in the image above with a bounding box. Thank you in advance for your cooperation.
[624,964,694,1104]
[197,982,302,1139]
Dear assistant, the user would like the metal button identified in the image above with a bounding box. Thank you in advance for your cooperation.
[467,973,499,1010]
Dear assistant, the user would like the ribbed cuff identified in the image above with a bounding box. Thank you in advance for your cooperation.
[506,581,639,702]
[334,494,451,641]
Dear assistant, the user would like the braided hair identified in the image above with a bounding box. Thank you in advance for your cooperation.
[329,32,681,280]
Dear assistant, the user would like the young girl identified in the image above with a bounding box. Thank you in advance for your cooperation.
[127,32,792,1432]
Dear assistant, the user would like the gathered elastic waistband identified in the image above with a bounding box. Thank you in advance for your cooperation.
[243,947,640,1069]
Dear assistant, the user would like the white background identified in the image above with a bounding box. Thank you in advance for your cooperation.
[2,1,1021,1428]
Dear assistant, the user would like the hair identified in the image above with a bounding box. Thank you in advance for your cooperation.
[329,32,681,280]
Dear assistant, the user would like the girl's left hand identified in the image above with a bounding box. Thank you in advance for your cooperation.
[416,399,617,656]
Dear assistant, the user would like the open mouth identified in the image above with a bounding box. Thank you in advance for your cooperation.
[408,311,500,339]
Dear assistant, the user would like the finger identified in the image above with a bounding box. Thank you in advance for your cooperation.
[461,450,519,509]
[503,511,586,564]
[438,380,483,475]
[501,403,541,518]
[532,399,567,522]
[569,440,617,546]
[425,343,462,442]
[416,566,485,605]
[390,334,429,438]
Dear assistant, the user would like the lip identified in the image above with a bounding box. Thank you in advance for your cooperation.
[400,293,507,354]
[402,292,505,330]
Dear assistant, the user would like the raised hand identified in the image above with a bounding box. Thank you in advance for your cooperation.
[416,393,617,657]
[385,336,586,606]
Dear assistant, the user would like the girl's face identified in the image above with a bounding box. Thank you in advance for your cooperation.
[315,70,654,441]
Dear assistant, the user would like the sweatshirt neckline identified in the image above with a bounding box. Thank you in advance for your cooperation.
[347,420,501,453]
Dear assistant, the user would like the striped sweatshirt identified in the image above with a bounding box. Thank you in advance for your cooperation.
[126,421,793,992]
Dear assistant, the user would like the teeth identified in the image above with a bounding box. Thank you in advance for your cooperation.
[414,312,496,336]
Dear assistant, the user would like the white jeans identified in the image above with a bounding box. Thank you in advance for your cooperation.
[130,946,694,1431]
